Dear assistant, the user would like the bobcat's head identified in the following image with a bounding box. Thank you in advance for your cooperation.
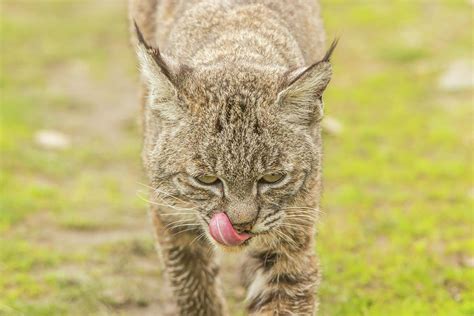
[135,23,336,250]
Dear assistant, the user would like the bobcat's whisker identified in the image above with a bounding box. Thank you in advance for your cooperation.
[283,209,325,218]
[153,189,196,206]
[283,214,318,222]
[278,222,308,231]
[170,227,201,236]
[189,232,207,247]
[273,229,297,248]
[165,218,200,228]
[137,193,197,211]
[281,206,325,214]
[167,222,200,230]
[268,202,323,213]
[165,219,198,227]
[165,223,199,228]
[283,214,317,220]
[138,182,197,206]
[150,193,198,210]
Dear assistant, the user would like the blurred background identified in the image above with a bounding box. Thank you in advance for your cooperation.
[0,1,472,315]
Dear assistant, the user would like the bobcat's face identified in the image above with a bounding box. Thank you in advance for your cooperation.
[146,67,320,245]
[136,27,334,248]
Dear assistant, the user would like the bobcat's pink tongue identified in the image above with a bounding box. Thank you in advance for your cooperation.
[209,212,251,246]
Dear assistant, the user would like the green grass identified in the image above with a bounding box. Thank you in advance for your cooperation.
[318,2,473,315]
[0,0,472,315]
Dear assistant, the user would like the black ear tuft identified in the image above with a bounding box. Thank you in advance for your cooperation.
[134,20,149,49]
[276,39,338,127]
[285,39,338,88]
[321,38,339,63]
[134,20,174,83]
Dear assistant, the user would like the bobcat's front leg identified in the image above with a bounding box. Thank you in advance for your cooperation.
[245,231,320,315]
[151,210,227,316]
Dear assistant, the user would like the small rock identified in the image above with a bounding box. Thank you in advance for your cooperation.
[462,256,474,268]
[438,59,474,91]
[468,187,474,199]
[322,116,344,136]
[34,130,70,150]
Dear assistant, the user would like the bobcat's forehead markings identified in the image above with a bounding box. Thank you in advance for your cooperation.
[130,0,335,314]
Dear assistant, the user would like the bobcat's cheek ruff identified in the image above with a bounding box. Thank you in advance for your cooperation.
[209,212,252,246]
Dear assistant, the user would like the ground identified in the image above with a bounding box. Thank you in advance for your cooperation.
[0,1,472,315]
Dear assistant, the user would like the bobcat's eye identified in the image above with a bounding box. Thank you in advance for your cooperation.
[195,175,220,185]
[260,173,285,184]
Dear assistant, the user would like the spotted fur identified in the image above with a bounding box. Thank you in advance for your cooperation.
[129,0,335,315]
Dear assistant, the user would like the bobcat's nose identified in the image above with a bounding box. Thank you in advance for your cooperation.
[224,195,259,233]
[232,221,254,234]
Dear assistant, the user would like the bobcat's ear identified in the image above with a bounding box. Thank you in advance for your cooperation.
[134,21,183,121]
[277,39,338,126]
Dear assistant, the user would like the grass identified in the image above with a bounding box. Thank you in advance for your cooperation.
[0,0,472,315]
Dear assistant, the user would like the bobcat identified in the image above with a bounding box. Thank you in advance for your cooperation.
[129,0,336,314]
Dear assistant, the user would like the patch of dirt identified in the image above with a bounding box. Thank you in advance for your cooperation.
[12,209,176,313]
[11,211,150,249]
[46,58,139,144]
